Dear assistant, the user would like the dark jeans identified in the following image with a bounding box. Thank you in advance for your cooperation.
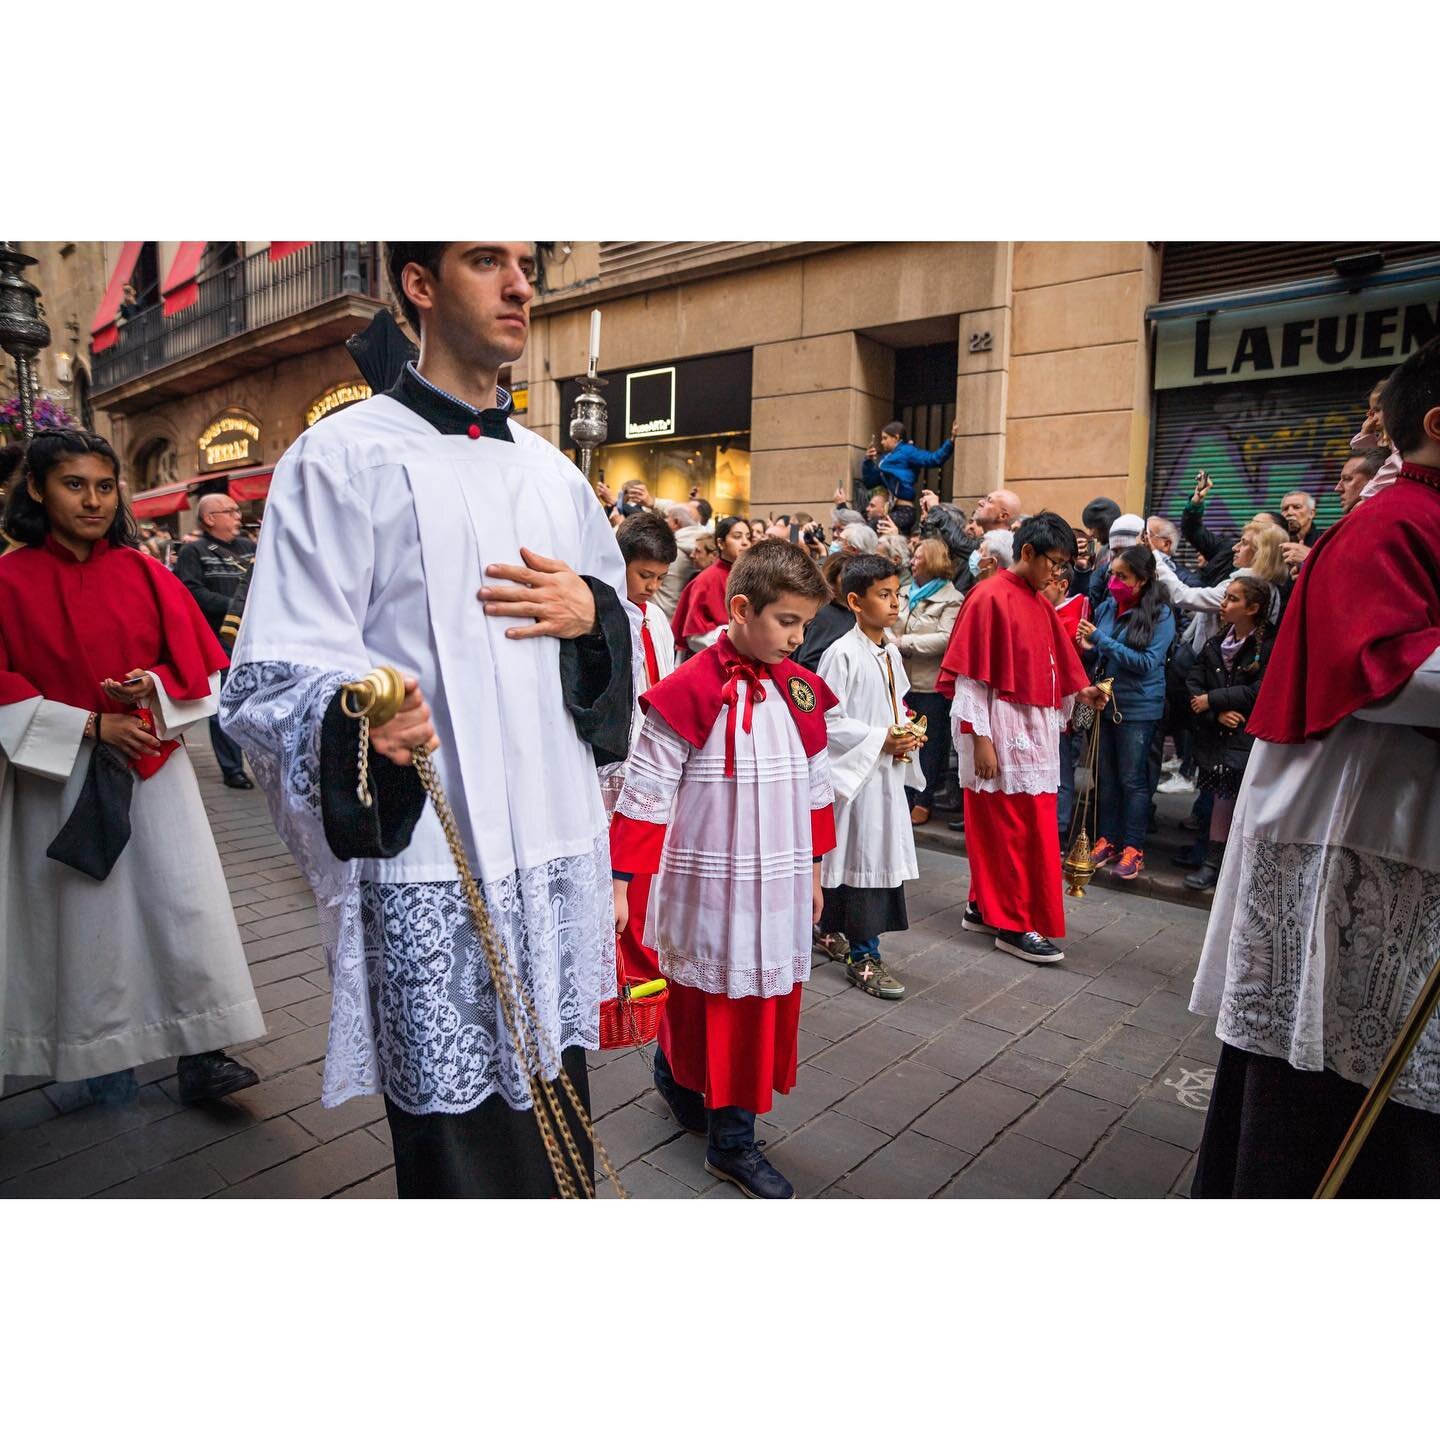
[1056,728,1081,839]
[1097,717,1159,851]
[904,689,952,809]
[653,1047,755,1154]
[210,713,246,781]
[849,935,880,962]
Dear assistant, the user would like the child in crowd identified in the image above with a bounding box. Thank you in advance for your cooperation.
[816,555,923,1000]
[1183,576,1274,890]
[609,539,837,1199]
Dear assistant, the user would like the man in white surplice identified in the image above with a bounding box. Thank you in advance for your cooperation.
[222,243,638,1198]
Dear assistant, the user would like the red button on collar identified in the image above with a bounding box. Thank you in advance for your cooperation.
[467,423,481,440]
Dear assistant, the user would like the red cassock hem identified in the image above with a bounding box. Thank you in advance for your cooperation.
[810,803,836,857]
[658,981,803,1114]
[616,871,662,986]
[964,788,1065,937]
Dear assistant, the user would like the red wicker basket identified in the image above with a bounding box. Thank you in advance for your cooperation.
[598,947,668,1051]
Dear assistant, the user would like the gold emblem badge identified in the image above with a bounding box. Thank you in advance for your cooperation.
[788,677,816,713]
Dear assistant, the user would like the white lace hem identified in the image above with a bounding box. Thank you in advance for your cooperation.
[660,948,810,1000]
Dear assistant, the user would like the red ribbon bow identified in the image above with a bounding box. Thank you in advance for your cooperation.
[720,656,768,777]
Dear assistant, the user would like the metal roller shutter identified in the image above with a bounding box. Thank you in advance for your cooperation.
[1147,372,1369,555]
[1159,242,1440,302]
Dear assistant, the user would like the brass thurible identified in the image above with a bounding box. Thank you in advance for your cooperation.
[1062,677,1116,898]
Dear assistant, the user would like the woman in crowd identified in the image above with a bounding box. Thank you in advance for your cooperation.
[1183,575,1275,891]
[973,527,1014,583]
[672,515,751,653]
[1077,545,1176,881]
[1151,518,1289,654]
[894,538,963,825]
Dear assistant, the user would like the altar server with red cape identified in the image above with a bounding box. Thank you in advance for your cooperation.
[610,540,836,1199]
[672,516,751,654]
[937,512,1108,964]
[1190,338,1440,1198]
[0,430,263,1105]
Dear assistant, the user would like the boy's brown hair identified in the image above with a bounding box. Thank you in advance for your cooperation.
[726,537,828,613]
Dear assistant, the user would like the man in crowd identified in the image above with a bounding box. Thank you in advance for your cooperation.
[1337,448,1389,514]
[972,486,1024,535]
[654,502,707,619]
[174,492,256,789]
[1279,489,1325,568]
[1146,515,1197,586]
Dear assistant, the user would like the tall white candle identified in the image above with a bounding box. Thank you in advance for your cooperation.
[588,309,601,377]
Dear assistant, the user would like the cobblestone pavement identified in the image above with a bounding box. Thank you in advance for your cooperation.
[1,745,1218,1200]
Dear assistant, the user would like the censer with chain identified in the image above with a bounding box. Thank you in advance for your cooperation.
[340,664,626,1199]
[1061,677,1117,898]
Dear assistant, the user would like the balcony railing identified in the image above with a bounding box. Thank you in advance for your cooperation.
[92,241,380,392]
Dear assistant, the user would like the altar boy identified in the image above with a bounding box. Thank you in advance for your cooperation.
[816,555,924,1000]
[610,539,836,1199]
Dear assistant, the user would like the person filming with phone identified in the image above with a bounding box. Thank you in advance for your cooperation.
[863,418,961,536]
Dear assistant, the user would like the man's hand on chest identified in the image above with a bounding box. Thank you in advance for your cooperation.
[478,546,598,640]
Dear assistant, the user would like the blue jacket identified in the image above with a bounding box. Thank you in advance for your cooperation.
[862,438,954,503]
[1087,596,1175,722]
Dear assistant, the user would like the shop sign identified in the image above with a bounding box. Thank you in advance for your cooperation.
[306,381,372,427]
[197,410,262,470]
[510,386,529,415]
[1155,278,1440,390]
[625,367,677,439]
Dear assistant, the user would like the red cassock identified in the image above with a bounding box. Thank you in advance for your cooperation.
[610,635,838,1113]
[671,557,732,653]
[937,570,1090,937]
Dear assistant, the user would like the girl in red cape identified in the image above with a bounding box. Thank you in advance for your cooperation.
[0,430,262,1108]
[672,516,751,656]
[1190,337,1440,1198]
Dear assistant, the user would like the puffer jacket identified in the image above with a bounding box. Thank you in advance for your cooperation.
[1186,626,1275,774]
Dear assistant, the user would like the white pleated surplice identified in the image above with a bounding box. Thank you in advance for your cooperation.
[614,681,833,1000]
[816,625,918,889]
[1190,648,1440,1113]
[950,676,1074,795]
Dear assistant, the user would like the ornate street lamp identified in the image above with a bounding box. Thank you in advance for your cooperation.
[567,307,607,484]
[0,243,51,441]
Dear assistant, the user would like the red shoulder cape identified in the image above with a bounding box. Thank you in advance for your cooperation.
[937,569,1088,705]
[1249,471,1440,744]
[639,631,837,758]
[675,558,732,642]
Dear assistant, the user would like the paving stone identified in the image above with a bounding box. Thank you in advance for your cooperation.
[0,1137,137,1198]
[798,990,886,1042]
[1046,992,1132,1043]
[808,1022,921,1083]
[218,1128,394,1199]
[1092,1024,1179,1077]
[244,1024,331,1077]
[912,1076,1035,1153]
[805,963,853,997]
[0,1089,59,1135]
[980,1050,1068,1097]
[335,1168,398,1199]
[0,1124,62,1184]
[613,1159,697,1199]
[291,1092,388,1144]
[587,1050,656,1118]
[225,1064,325,1122]
[1121,1097,1209,1151]
[1128,990,1206,1039]
[644,1133,712,1188]
[256,1008,305,1044]
[1011,1026,1090,1068]
[243,926,326,963]
[878,994,964,1038]
[260,876,315,900]
[242,906,322,940]
[762,1111,890,1197]
[593,1100,684,1169]
[1073,1127,1193,1198]
[1014,1087,1124,1159]
[765,1066,857,1133]
[1063,1060,1148,1107]
[247,949,326,989]
[247,892,322,920]
[1056,1184,1109,1199]
[1004,967,1091,1008]
[1180,1027,1223,1065]
[252,976,321,1012]
[43,1079,98,1114]
[939,1134,1078,1199]
[202,1115,319,1185]
[921,967,1016,1014]
[915,1020,1012,1081]
[969,993,1051,1036]
[98,1151,229,1199]
[35,1083,181,1159]
[1171,1154,1198,1198]
[795,1028,831,1063]
[284,994,334,1030]
[1085,965,1165,1007]
[843,1130,969,1198]
[116,1101,258,1173]
[833,1063,958,1136]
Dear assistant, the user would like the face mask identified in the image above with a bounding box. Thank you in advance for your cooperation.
[968,549,982,577]
[828,541,842,555]
[1108,576,1137,603]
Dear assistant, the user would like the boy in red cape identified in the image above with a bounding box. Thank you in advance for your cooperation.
[1189,337,1440,1198]
[610,539,835,1198]
[938,512,1109,964]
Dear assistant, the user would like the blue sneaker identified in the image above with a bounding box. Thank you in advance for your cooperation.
[704,1143,796,1199]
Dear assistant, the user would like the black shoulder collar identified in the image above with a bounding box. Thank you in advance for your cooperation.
[386,361,515,441]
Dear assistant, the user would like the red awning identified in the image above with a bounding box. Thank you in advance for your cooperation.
[269,242,311,262]
[90,241,145,353]
[161,242,208,316]
[128,480,193,519]
[227,468,274,502]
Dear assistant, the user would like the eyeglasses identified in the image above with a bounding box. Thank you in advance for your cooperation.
[1041,553,1073,574]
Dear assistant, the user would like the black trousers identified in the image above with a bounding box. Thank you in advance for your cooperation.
[210,713,247,780]
[904,689,953,809]
[384,1045,595,1198]
[1192,1043,1440,1198]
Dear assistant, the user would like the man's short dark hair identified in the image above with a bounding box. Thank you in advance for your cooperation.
[1014,511,1078,563]
[383,243,449,335]
[1080,497,1121,542]
[839,553,899,603]
[1351,447,1390,479]
[727,537,828,614]
[616,509,677,566]
[1379,338,1440,455]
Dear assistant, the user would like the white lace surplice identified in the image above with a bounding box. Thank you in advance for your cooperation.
[1190,649,1440,1113]
[950,675,1074,795]
[614,685,833,999]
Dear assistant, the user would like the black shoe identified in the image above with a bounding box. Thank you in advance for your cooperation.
[223,773,254,790]
[1184,862,1220,890]
[994,929,1065,965]
[176,1050,259,1104]
[1171,843,1206,868]
[961,902,996,936]
[704,1143,795,1199]
[653,1073,706,1136]
[947,818,966,833]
